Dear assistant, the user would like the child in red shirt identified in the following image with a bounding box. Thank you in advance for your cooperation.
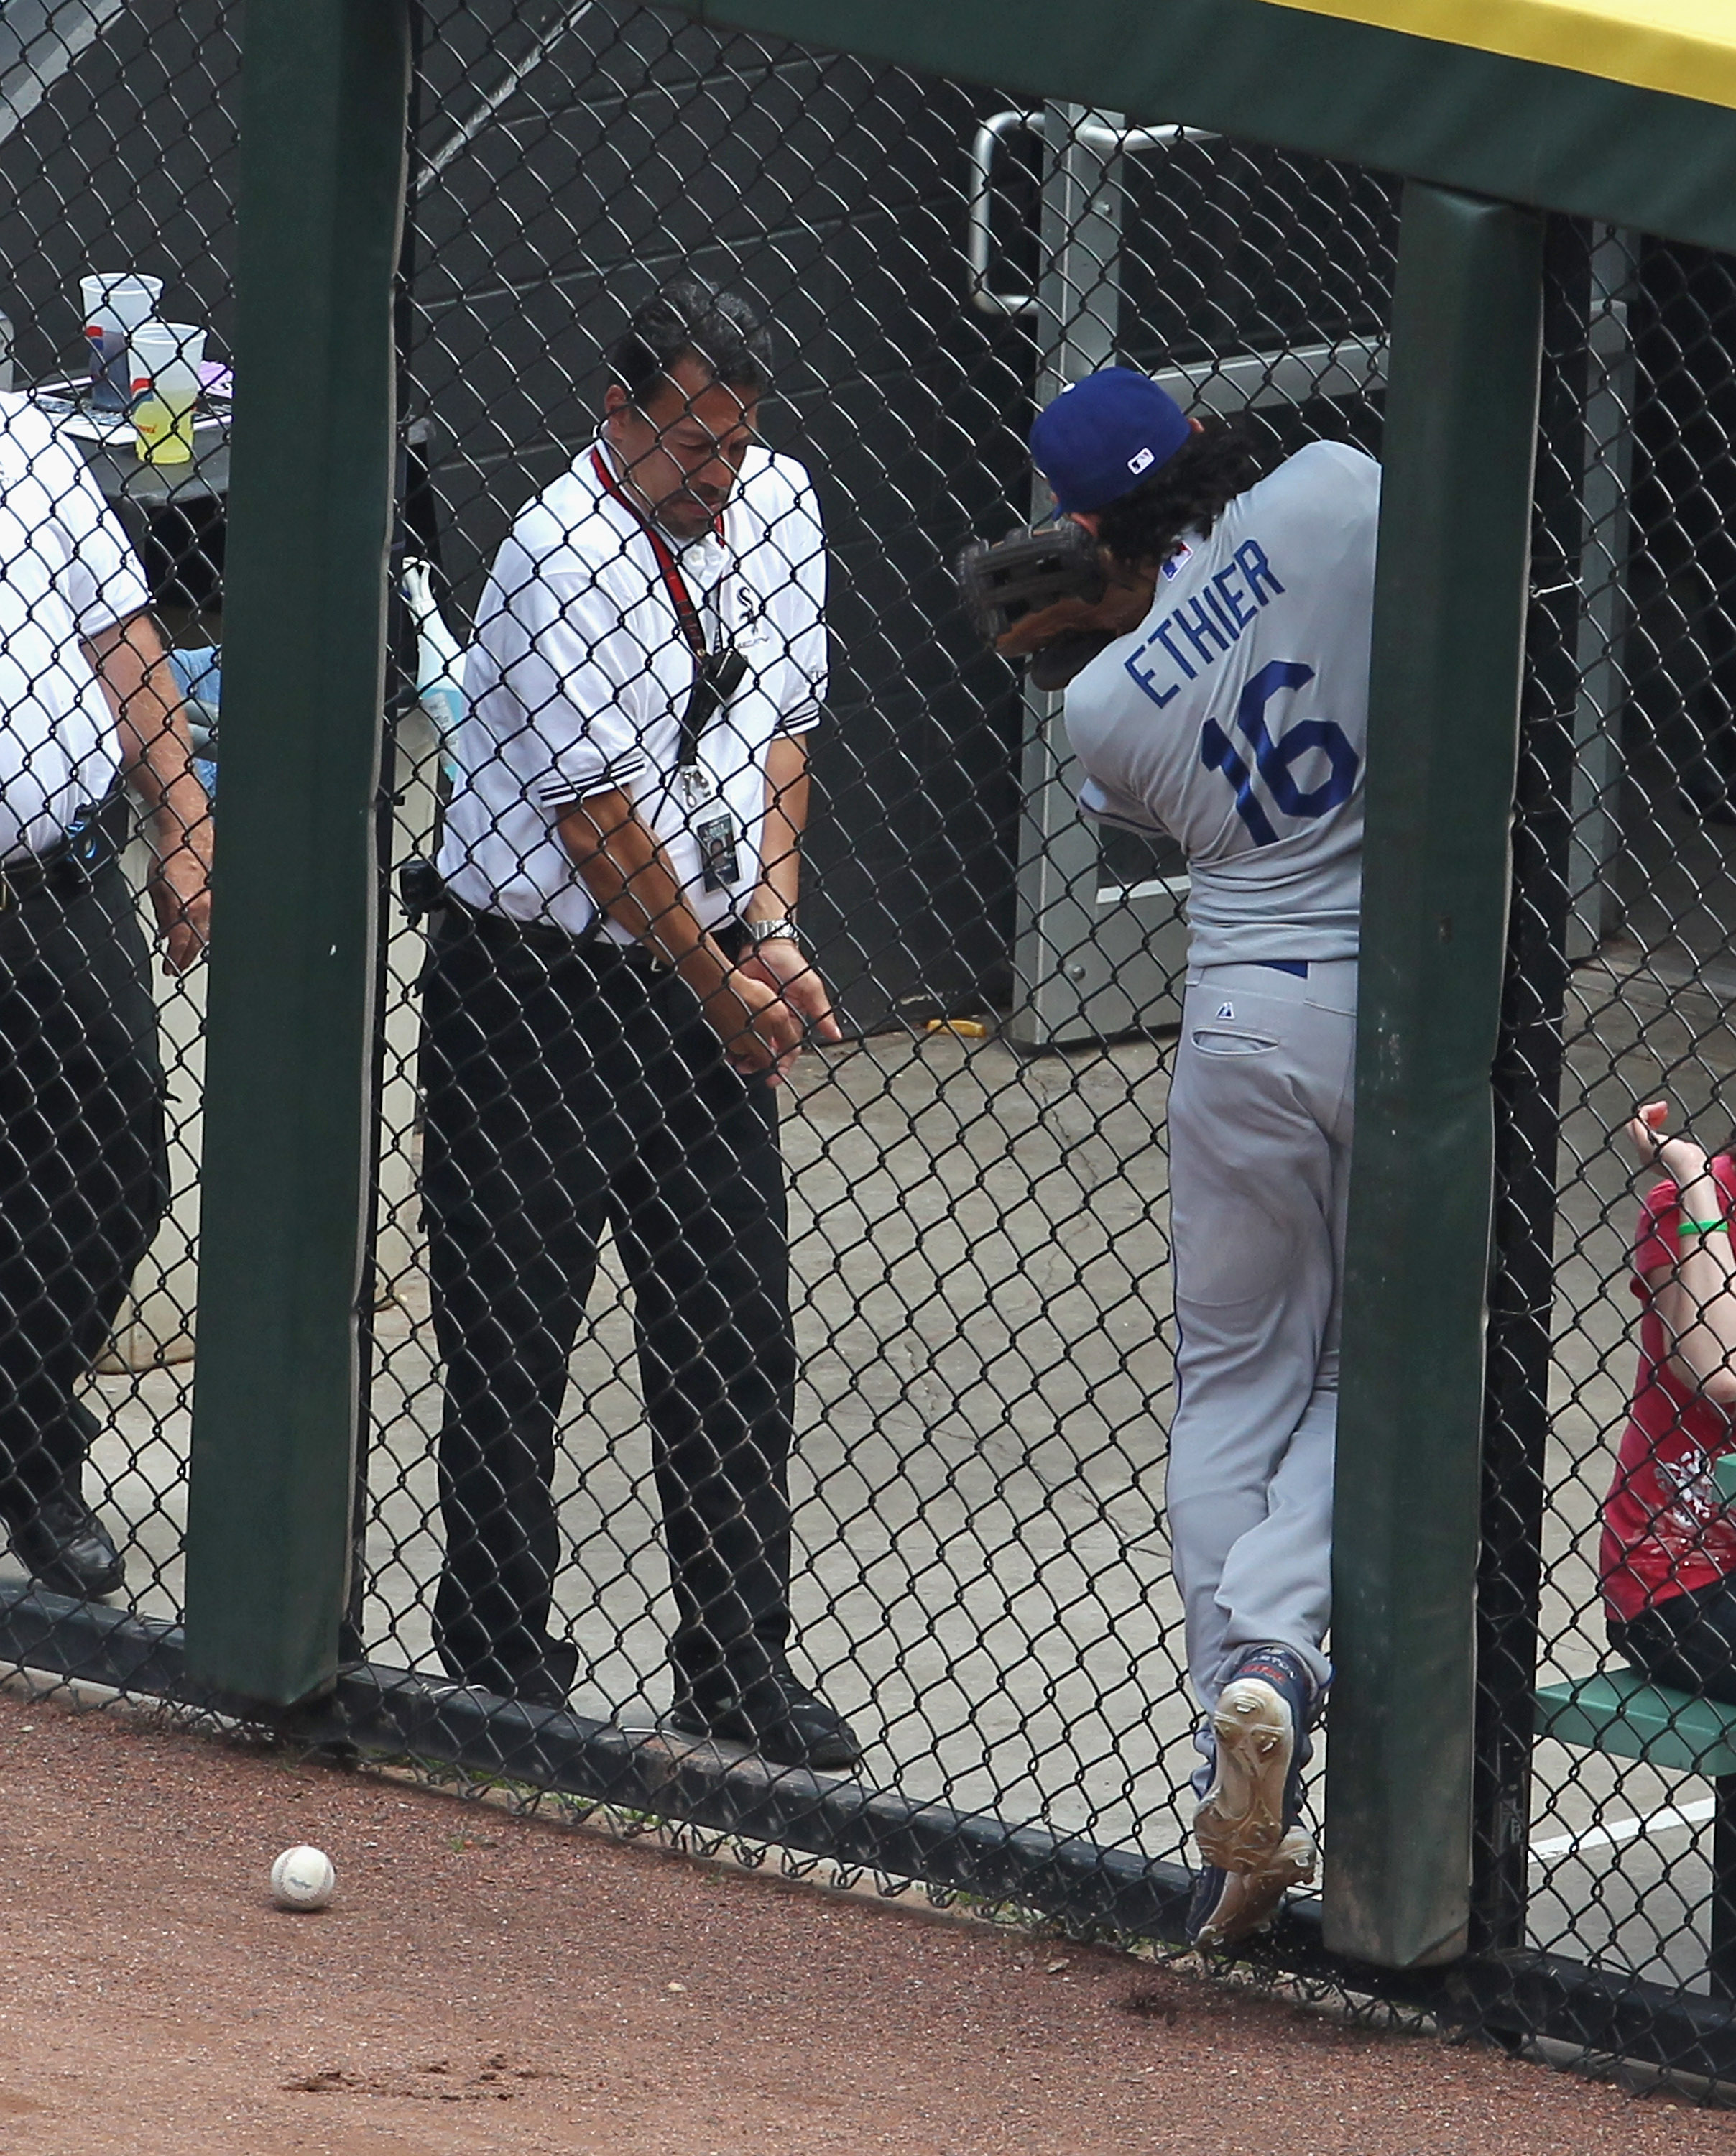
[1603,1102,1736,1699]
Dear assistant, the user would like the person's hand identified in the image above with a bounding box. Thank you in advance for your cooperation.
[738,934,843,1051]
[147,839,211,975]
[699,964,804,1084]
[1628,1100,1713,1188]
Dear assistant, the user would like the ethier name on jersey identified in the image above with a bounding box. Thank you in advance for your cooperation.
[1122,538,1286,708]
[1062,440,1379,968]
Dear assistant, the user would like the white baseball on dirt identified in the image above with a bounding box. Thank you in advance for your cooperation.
[269,1844,336,1912]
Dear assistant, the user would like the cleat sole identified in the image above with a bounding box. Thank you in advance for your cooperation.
[1195,1676,1296,1874]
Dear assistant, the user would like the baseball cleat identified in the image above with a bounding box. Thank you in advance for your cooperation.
[1187,1863,1249,1949]
[1188,1830,1319,1951]
[1194,1644,1315,1876]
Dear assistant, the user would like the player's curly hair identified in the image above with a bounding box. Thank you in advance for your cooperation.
[1095,416,1263,571]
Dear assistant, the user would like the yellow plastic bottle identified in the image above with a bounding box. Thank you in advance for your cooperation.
[130,375,195,464]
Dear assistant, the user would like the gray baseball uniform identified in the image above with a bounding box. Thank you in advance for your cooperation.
[1063,438,1380,1710]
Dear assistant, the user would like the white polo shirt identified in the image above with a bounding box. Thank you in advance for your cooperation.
[440,438,826,941]
[0,396,151,862]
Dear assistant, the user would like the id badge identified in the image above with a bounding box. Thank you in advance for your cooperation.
[696,811,741,892]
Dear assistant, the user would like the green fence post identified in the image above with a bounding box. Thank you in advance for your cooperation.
[182,0,410,1706]
[1324,182,1544,1968]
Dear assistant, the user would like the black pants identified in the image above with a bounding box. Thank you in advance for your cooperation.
[0,859,167,1523]
[1612,1579,1736,1706]
[420,912,797,1697]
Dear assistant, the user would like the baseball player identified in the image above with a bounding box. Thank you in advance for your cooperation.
[961,368,1379,1947]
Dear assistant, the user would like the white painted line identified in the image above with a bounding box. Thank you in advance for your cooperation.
[1530,1797,1719,1863]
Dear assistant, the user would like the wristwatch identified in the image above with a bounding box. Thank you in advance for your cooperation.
[745,918,803,948]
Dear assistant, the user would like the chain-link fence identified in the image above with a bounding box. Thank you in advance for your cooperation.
[1482,229,1736,2031]
[14,0,1736,2091]
[0,0,234,1682]
[345,0,1400,1926]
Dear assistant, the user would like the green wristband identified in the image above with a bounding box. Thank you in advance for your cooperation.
[1680,1219,1727,1235]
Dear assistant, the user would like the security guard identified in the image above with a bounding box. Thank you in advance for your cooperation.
[423,279,861,1769]
[0,397,211,1598]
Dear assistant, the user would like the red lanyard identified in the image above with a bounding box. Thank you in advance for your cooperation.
[591,445,721,663]
[591,445,746,790]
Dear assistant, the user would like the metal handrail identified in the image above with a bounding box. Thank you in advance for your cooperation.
[965,110,1045,317]
[965,112,1211,317]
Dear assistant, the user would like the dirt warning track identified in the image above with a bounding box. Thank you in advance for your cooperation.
[1,1683,1733,2156]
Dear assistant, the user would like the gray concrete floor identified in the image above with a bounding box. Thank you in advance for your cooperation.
[359,1023,1195,1865]
[21,788,1736,1990]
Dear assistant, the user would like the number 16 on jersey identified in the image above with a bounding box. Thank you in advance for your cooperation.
[1200,658,1360,847]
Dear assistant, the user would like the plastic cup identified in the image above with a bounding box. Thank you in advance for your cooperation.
[129,321,206,465]
[80,274,162,410]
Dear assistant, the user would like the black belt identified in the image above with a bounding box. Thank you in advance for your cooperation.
[0,796,127,915]
[452,902,665,971]
[453,908,752,970]
[405,860,745,970]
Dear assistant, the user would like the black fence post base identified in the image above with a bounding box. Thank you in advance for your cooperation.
[1712,1777,1736,2002]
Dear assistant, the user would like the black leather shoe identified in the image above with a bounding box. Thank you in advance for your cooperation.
[511,1654,577,1710]
[438,1639,578,1710]
[668,1669,864,1771]
[9,1493,125,1600]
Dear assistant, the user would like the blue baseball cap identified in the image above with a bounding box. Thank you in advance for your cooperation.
[1030,368,1194,513]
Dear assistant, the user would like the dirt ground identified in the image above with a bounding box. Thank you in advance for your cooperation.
[4,1685,1736,2156]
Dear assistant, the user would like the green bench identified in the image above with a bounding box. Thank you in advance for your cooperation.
[1535,1667,1736,1995]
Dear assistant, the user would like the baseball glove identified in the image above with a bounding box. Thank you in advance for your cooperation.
[956,522,1156,691]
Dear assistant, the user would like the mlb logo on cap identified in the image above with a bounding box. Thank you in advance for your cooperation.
[1030,367,1194,514]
